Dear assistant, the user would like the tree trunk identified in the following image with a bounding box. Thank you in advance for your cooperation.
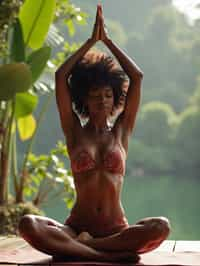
[0,151,8,205]
[16,169,27,203]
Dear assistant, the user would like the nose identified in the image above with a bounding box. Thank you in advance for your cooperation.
[100,96,106,102]
[97,94,107,103]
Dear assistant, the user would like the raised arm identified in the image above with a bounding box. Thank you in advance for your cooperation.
[55,6,101,143]
[103,38,143,129]
[55,39,94,136]
[99,6,143,140]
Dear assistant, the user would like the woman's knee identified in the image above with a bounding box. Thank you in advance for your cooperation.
[148,217,171,239]
[18,214,37,237]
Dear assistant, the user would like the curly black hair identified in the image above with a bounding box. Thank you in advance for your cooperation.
[68,51,128,117]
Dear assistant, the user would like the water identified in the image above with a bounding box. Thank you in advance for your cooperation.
[42,175,200,240]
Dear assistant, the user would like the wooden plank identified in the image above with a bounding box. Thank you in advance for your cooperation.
[0,244,52,264]
[175,241,200,252]
[1,236,200,266]
[151,240,175,252]
[0,236,28,250]
[0,237,51,264]
[0,265,17,266]
[0,264,18,266]
[0,236,7,241]
[141,251,200,266]
[52,263,139,266]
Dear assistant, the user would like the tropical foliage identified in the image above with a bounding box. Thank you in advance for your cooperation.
[0,0,86,208]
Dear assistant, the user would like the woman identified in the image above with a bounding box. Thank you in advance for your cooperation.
[18,5,170,263]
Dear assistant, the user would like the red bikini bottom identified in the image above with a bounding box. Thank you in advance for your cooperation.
[64,214,129,238]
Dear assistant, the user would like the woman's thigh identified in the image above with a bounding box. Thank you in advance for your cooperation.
[132,216,171,253]
[18,214,77,239]
[134,216,170,232]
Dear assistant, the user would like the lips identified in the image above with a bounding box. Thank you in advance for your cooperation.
[97,103,109,109]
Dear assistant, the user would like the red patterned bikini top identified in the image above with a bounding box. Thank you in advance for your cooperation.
[70,147,125,175]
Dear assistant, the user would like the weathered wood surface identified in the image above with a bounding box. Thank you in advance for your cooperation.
[0,236,51,264]
[0,236,200,266]
[175,241,200,252]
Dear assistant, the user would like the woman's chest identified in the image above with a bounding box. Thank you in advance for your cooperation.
[68,133,126,175]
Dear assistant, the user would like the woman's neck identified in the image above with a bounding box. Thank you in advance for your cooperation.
[86,118,111,133]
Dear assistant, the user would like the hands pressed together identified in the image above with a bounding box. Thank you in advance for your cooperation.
[91,4,109,42]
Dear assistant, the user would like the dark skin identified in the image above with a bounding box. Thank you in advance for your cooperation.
[18,5,170,262]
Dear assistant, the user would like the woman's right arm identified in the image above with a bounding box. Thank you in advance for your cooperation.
[55,38,95,137]
[55,6,101,142]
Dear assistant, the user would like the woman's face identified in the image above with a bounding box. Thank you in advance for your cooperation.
[86,86,114,118]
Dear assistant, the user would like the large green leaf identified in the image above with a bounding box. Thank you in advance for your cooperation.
[27,46,51,83]
[0,63,32,101]
[17,114,36,141]
[15,92,38,118]
[9,18,25,62]
[19,0,56,49]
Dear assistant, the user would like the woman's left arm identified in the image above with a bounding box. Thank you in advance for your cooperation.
[103,38,143,135]
[99,6,143,137]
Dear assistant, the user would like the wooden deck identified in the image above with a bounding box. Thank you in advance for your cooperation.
[0,236,200,266]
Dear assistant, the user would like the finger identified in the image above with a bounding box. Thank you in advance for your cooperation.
[97,3,102,11]
[99,6,103,18]
[97,4,101,18]
[97,16,102,29]
[95,5,100,21]
[99,12,104,26]
[97,3,101,10]
[99,9,104,24]
[97,23,101,40]
[94,13,101,32]
[99,4,103,15]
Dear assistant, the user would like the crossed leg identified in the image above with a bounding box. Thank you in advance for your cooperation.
[18,215,170,262]
[79,216,171,254]
[18,215,138,262]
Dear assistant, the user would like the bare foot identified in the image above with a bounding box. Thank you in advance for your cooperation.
[75,232,140,263]
[76,231,93,243]
[53,251,140,263]
[102,251,141,263]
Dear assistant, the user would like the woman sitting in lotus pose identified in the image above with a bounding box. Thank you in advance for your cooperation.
[18,5,170,263]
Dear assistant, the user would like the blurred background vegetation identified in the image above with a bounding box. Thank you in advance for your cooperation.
[0,0,199,239]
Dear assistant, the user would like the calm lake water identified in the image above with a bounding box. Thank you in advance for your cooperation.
[43,175,200,240]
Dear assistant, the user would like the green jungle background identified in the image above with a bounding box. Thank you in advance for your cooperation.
[30,0,200,240]
[1,0,199,240]
[43,0,200,240]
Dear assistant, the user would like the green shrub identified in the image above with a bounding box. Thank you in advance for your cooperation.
[0,201,44,235]
[136,101,176,147]
[127,139,173,176]
[173,107,200,177]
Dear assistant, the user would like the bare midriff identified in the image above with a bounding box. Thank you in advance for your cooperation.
[65,171,129,237]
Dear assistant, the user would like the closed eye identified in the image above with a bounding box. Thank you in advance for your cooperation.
[88,88,113,98]
[90,94,100,98]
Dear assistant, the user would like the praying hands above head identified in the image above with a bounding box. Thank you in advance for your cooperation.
[18,4,170,263]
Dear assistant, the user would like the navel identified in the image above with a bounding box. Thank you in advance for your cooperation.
[96,206,102,213]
